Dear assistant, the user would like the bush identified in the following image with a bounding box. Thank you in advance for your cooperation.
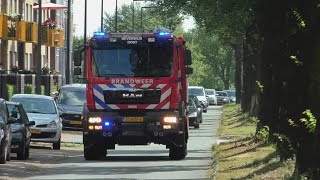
[7,84,17,100]
[41,85,45,95]
[24,84,34,94]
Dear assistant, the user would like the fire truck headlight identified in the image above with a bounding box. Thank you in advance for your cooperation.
[88,117,102,123]
[163,117,177,123]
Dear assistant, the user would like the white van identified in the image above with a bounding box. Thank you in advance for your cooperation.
[188,86,208,113]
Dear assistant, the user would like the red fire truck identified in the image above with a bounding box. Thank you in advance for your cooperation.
[74,30,193,160]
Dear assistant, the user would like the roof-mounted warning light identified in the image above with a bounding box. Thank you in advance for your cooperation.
[93,31,107,36]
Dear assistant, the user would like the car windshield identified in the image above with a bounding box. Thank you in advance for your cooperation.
[216,92,228,97]
[91,45,173,78]
[7,104,22,122]
[188,97,195,107]
[58,89,86,106]
[205,90,215,95]
[188,88,204,96]
[225,90,235,97]
[12,98,56,114]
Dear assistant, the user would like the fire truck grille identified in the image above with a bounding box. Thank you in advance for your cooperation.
[103,89,161,104]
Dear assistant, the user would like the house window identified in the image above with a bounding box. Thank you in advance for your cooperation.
[25,53,28,70]
[30,54,33,70]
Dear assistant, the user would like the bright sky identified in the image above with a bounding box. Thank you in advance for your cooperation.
[73,0,195,37]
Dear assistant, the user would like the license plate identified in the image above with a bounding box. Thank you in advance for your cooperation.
[70,120,82,125]
[31,129,41,134]
[123,117,144,123]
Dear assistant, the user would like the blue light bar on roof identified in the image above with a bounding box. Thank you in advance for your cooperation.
[159,32,170,36]
[94,32,107,36]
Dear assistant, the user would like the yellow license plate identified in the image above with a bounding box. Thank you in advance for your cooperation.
[31,129,41,134]
[123,117,144,123]
[70,120,82,125]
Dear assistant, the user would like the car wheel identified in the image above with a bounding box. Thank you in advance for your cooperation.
[53,138,61,150]
[0,141,7,164]
[17,141,27,160]
[203,109,207,113]
[6,147,11,161]
[200,116,203,123]
[25,146,30,159]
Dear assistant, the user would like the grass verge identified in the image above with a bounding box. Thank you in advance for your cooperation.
[211,104,294,179]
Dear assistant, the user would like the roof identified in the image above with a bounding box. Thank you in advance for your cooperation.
[60,84,86,89]
[12,94,54,100]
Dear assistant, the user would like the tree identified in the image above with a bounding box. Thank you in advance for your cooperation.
[103,4,183,33]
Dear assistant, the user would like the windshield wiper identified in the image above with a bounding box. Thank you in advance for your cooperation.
[28,110,45,114]
[103,74,129,78]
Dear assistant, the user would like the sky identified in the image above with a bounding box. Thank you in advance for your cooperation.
[73,0,195,37]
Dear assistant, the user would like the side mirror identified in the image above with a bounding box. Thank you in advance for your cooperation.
[28,121,35,126]
[185,49,192,65]
[7,117,17,124]
[185,67,193,75]
[74,67,82,76]
[74,50,81,66]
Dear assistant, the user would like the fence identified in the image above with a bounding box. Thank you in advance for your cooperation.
[0,74,63,100]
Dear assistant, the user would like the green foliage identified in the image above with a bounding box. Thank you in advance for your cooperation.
[103,3,183,33]
[256,125,269,142]
[256,81,264,93]
[292,9,306,28]
[6,84,17,100]
[24,84,34,94]
[41,85,45,95]
[290,55,303,66]
[73,36,84,50]
[300,110,317,134]
[273,133,295,161]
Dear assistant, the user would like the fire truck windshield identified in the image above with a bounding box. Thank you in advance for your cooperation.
[91,45,173,78]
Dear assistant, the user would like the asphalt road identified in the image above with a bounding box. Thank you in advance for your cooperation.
[0,106,222,180]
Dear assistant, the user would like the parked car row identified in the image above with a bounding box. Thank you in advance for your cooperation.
[0,93,62,164]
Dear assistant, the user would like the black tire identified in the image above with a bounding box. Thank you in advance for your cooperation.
[53,138,61,150]
[6,148,10,161]
[17,141,27,160]
[169,143,187,160]
[194,123,200,129]
[25,146,30,159]
[200,116,203,123]
[0,141,7,164]
[84,144,106,160]
[203,109,207,113]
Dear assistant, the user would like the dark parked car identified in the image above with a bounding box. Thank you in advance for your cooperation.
[216,91,230,105]
[224,89,236,102]
[0,99,16,164]
[56,84,86,130]
[6,102,35,160]
[188,96,200,129]
[189,95,203,123]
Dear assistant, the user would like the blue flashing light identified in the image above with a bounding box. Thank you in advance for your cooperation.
[159,32,170,36]
[94,32,107,36]
[104,121,111,127]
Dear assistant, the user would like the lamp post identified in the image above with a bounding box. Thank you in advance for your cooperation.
[35,0,42,94]
[115,0,118,32]
[66,0,71,84]
[132,0,155,32]
[140,6,156,32]
[83,0,87,82]
[101,0,103,31]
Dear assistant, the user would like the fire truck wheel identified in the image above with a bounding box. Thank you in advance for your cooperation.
[169,143,187,160]
[84,143,107,160]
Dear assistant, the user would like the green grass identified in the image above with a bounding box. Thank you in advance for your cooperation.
[211,104,295,180]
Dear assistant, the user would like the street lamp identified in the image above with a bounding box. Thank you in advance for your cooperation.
[36,0,42,94]
[101,0,104,31]
[132,0,155,32]
[140,6,156,32]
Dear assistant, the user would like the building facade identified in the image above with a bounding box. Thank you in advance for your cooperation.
[0,0,72,83]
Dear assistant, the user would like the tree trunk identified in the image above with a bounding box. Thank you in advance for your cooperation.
[233,43,243,105]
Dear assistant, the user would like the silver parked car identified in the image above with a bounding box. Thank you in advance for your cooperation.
[205,89,217,105]
[11,94,62,150]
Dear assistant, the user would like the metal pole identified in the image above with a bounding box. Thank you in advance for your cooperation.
[83,0,87,82]
[66,0,71,84]
[101,0,103,31]
[115,0,118,32]
[36,0,42,94]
